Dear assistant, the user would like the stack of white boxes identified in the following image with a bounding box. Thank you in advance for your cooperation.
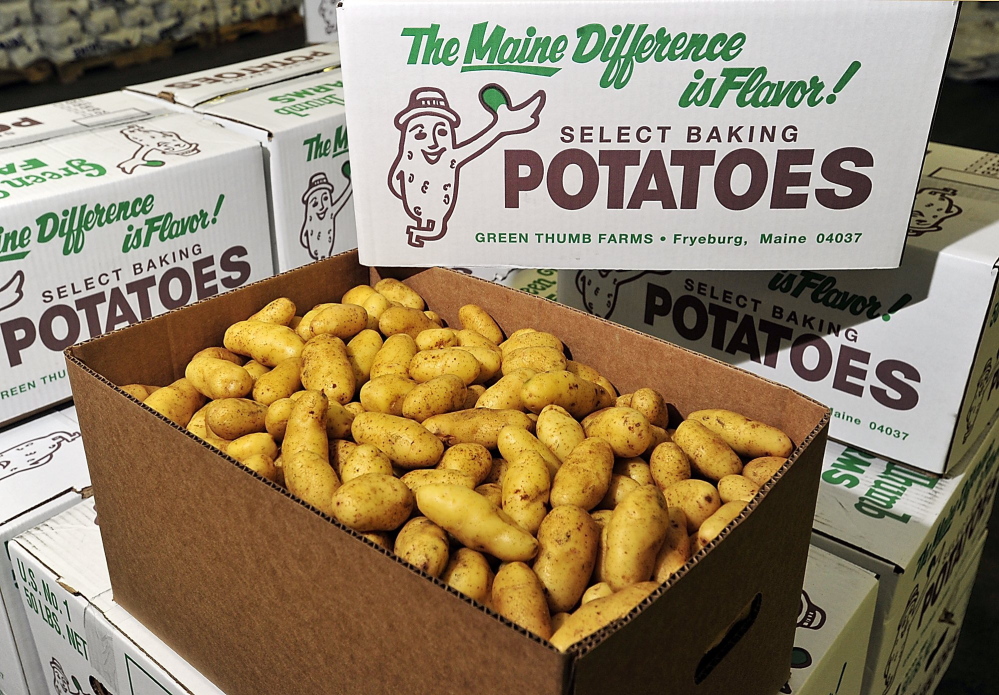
[0,0,42,70]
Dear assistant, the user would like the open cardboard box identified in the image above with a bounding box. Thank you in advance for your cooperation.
[64,251,829,695]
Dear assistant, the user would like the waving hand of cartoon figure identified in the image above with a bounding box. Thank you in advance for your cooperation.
[0,270,25,313]
[0,430,80,483]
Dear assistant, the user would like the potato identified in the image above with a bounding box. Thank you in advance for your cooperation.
[581,407,653,458]
[301,334,356,405]
[416,328,458,351]
[341,284,377,306]
[224,320,305,367]
[458,304,504,345]
[501,346,567,376]
[566,361,618,400]
[474,482,503,507]
[415,484,538,562]
[264,397,295,440]
[550,438,615,510]
[394,517,450,577]
[331,473,413,531]
[192,347,245,365]
[688,409,794,458]
[438,443,492,486]
[240,453,280,483]
[422,409,534,449]
[340,443,394,483]
[460,346,502,384]
[330,440,358,478]
[456,329,499,349]
[205,398,267,440]
[534,506,600,613]
[653,507,691,582]
[501,451,550,535]
[144,378,205,427]
[252,356,303,406]
[311,303,368,340]
[185,356,254,400]
[186,405,228,451]
[369,334,418,379]
[424,310,444,327]
[227,432,279,463]
[580,582,614,606]
[248,298,296,325]
[664,479,721,533]
[242,360,270,382]
[361,532,394,550]
[442,548,494,606]
[496,426,560,479]
[643,425,672,457]
[603,486,669,590]
[672,420,743,482]
[374,278,425,310]
[409,348,481,386]
[597,474,641,510]
[360,292,393,331]
[295,303,335,341]
[743,456,787,487]
[360,374,418,415]
[345,329,383,385]
[491,562,552,640]
[284,451,339,515]
[351,412,444,469]
[379,306,437,339]
[590,509,614,529]
[549,582,658,651]
[536,405,586,463]
[551,613,570,632]
[321,399,355,439]
[402,374,467,422]
[283,391,329,460]
[475,369,536,411]
[520,371,602,419]
[500,330,562,357]
[696,501,748,548]
[630,388,669,428]
[649,442,692,491]
[343,402,366,416]
[614,459,654,487]
[400,468,476,493]
[483,457,509,485]
[120,384,159,401]
[718,474,760,504]
[463,385,486,409]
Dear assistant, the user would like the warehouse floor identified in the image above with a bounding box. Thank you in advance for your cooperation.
[3,25,999,695]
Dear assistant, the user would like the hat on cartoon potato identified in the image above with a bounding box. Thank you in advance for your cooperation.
[394,87,461,129]
[302,172,335,203]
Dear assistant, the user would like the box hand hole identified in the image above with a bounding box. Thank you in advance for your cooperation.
[694,593,763,685]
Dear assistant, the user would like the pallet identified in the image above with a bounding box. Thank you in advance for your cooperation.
[0,61,54,88]
[53,32,213,84]
[216,10,302,44]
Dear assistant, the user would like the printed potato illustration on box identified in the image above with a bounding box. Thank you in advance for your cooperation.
[338,0,957,270]
[0,112,273,426]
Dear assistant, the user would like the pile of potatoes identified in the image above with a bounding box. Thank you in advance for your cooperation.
[121,279,795,652]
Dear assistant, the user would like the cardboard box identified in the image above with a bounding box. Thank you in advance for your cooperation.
[811,428,999,695]
[65,250,829,695]
[559,142,999,474]
[0,109,274,427]
[9,499,226,695]
[128,45,352,273]
[783,545,878,695]
[0,406,89,695]
[336,0,957,270]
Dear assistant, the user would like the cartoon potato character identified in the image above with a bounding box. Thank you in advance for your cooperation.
[318,0,337,33]
[0,430,80,483]
[964,358,992,444]
[299,162,353,261]
[575,270,670,319]
[908,187,961,237]
[117,124,200,175]
[388,84,545,248]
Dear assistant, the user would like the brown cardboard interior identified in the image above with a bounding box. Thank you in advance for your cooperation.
[67,251,828,695]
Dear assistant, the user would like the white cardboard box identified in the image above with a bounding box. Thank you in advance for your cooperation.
[0,109,274,426]
[783,545,878,695]
[811,430,999,695]
[127,45,349,273]
[9,500,225,695]
[336,0,957,270]
[560,143,999,474]
[303,0,337,44]
[0,407,89,695]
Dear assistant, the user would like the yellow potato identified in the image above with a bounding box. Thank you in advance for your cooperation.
[283,451,339,515]
[500,330,562,357]
[630,388,669,428]
[205,398,267,440]
[580,582,614,606]
[649,442,692,491]
[422,409,534,449]
[520,371,602,419]
[536,404,586,463]
[401,374,467,422]
[247,297,296,325]
[474,482,503,508]
[597,474,641,510]
[341,284,377,306]
[322,399,355,439]
[290,316,303,331]
[643,425,672,457]
[264,397,294,440]
[330,440,358,478]
[282,391,329,460]
[696,501,748,548]
[374,278,425,310]
[566,361,618,400]
[672,420,743,482]
[438,443,493,486]
[603,486,670,590]
[458,304,504,345]
[343,402,366,417]
[351,412,444,469]
[688,409,794,458]
[459,346,502,384]
[551,613,570,632]
[501,451,550,535]
[301,335,356,405]
[664,479,721,533]
[442,548,494,606]
[369,334,418,379]
[331,473,413,531]
[590,509,614,529]
[456,329,499,349]
[614,458,655,486]
[361,532,393,550]
[340,443,394,483]
[226,432,279,463]
[191,347,245,365]
[491,562,552,640]
[144,378,205,427]
[186,405,228,451]
[582,407,653,458]
[616,393,633,408]
[549,582,658,652]
[346,329,384,386]
[496,426,560,479]
[295,303,335,341]
[501,346,567,376]
[394,517,450,578]
[743,456,788,487]
[463,385,486,409]
[416,328,458,351]
[252,356,303,406]
[359,374,418,415]
[400,468,476,493]
[310,303,368,341]
[653,507,691,582]
[409,348,481,386]
[593,520,609,585]
[242,360,270,382]
[379,306,438,339]
[360,292,393,331]
[425,310,444,327]
[483,457,509,485]
[224,320,305,367]
[414,484,538,562]
[475,369,536,411]
[718,474,760,504]
[185,356,254,400]
[534,505,600,613]
[550,438,615,510]
[120,384,159,401]
[240,453,280,483]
